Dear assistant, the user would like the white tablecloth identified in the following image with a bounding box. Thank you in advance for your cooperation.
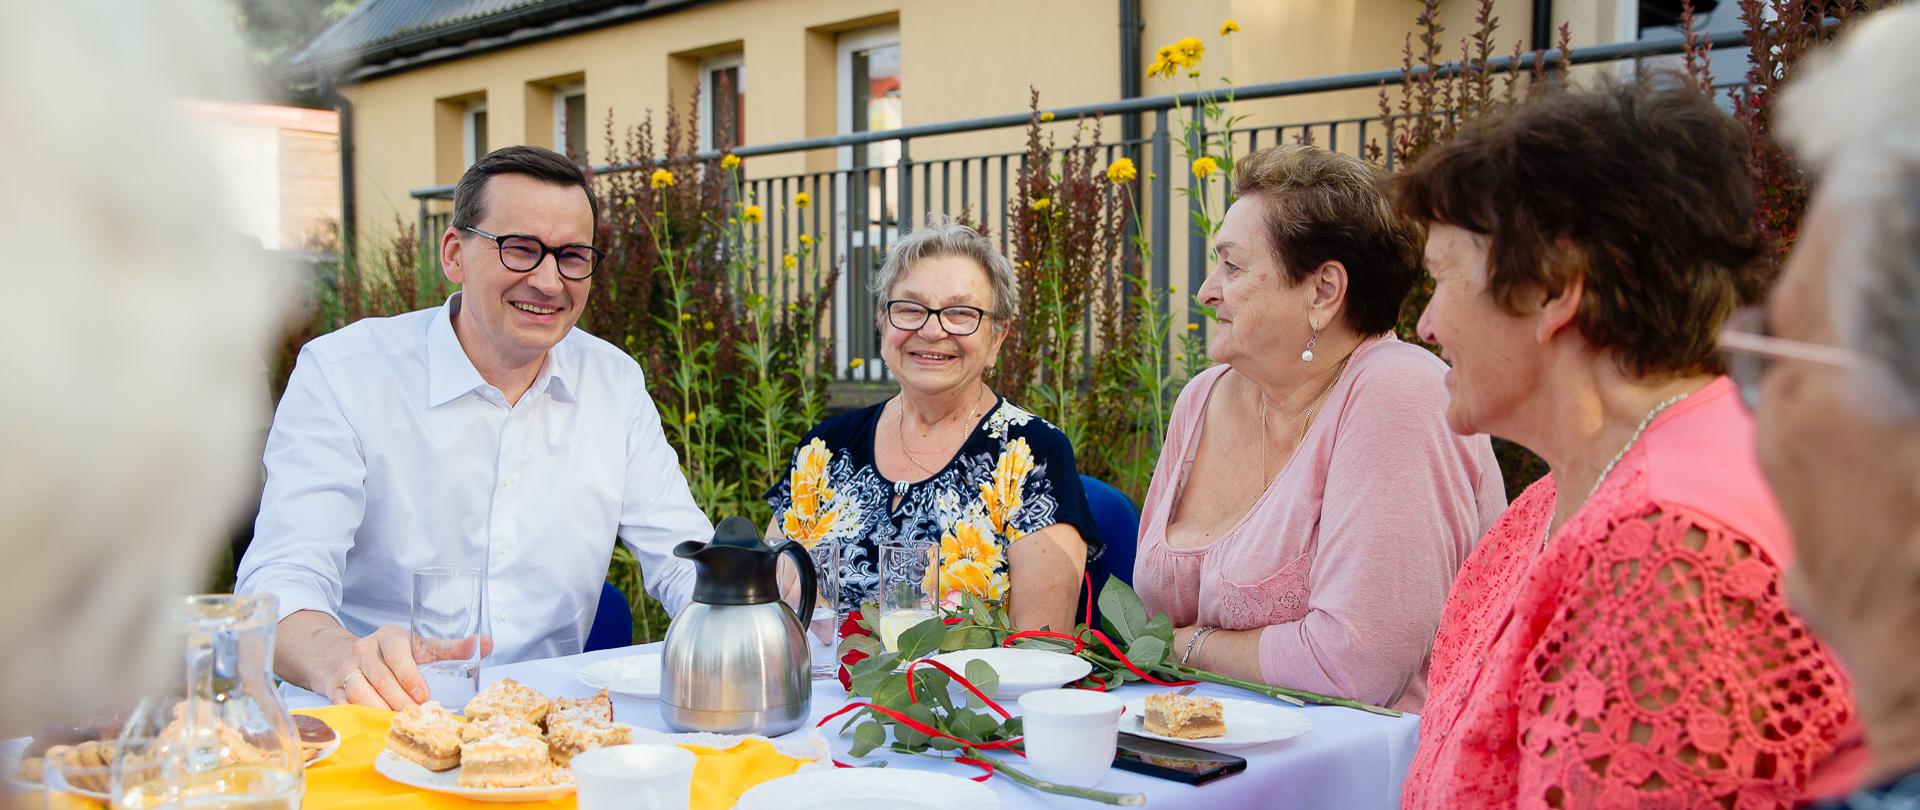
[287,644,1420,809]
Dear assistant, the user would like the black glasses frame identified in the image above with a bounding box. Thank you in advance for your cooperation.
[462,227,604,280]
[885,299,990,336]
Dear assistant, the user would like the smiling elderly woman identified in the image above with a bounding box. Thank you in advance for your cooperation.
[765,216,1097,633]
[1132,144,1506,714]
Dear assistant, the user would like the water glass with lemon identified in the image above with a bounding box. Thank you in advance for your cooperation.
[877,538,940,652]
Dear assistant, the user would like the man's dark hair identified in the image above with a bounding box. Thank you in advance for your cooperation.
[449,145,599,237]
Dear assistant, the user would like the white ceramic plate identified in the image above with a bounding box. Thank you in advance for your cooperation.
[922,649,1093,699]
[734,767,1000,810]
[305,735,342,767]
[576,652,662,698]
[1121,695,1313,748]
[373,750,575,803]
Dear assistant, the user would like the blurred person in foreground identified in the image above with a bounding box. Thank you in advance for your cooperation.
[1132,145,1504,713]
[237,146,712,709]
[0,0,279,737]
[1727,6,1920,806]
[1396,77,1863,807]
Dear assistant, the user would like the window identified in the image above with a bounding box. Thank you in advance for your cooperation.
[464,102,488,166]
[834,25,902,378]
[699,53,744,152]
[554,83,587,161]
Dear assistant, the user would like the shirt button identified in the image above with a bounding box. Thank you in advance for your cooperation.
[502,474,519,488]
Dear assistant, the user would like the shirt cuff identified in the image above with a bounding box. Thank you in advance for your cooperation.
[238,574,338,625]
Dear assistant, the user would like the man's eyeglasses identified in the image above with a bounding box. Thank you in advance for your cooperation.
[463,227,604,281]
[1719,305,1858,411]
[885,300,990,336]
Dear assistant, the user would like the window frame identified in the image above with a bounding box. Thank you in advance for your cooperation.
[552,82,587,161]
[463,100,489,167]
[697,52,745,154]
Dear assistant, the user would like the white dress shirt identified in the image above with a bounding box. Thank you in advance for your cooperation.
[237,294,707,663]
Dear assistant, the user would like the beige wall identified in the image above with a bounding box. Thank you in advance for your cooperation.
[338,0,1628,250]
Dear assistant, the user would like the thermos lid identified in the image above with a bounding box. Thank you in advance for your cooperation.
[674,516,784,605]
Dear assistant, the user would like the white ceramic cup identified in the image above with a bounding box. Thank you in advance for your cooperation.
[570,744,697,810]
[1018,688,1124,786]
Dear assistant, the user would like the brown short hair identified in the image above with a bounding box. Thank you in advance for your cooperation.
[1392,77,1764,378]
[450,145,600,236]
[1232,144,1425,335]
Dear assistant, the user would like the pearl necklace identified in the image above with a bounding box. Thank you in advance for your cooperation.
[1541,389,1694,548]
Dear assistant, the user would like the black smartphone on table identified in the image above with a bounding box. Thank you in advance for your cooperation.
[1112,731,1248,785]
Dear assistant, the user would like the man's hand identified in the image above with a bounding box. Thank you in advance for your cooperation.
[277,612,430,710]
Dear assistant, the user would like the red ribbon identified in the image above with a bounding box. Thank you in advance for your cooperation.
[1001,628,1197,688]
[902,658,1013,718]
[818,652,1027,782]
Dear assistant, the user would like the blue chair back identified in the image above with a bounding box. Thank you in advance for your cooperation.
[585,580,634,652]
[1079,475,1140,631]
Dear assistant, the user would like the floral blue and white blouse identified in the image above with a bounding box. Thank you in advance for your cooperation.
[765,396,1100,612]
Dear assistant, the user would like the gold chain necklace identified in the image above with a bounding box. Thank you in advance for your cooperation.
[1540,388,1693,548]
[899,386,993,476]
[1258,355,1351,483]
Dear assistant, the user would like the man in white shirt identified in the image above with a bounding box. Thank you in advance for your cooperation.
[237,146,709,709]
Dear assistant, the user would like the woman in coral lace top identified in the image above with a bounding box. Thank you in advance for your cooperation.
[1132,145,1507,713]
[1395,79,1862,808]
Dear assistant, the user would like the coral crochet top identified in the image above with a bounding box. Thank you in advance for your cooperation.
[1402,378,1864,809]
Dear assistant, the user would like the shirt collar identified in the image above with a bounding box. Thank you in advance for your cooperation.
[427,293,580,408]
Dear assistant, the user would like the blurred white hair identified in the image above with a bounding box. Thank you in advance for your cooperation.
[1779,5,1920,421]
[0,0,280,726]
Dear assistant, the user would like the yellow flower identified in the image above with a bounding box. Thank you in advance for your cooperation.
[793,191,812,208]
[702,320,715,330]
[1174,36,1206,67]
[849,358,865,369]
[623,196,635,207]
[782,438,841,546]
[679,312,694,321]
[1219,19,1240,36]
[799,233,813,246]
[741,204,764,224]
[683,411,697,424]
[1030,197,1051,211]
[1169,285,1179,295]
[1187,70,1202,78]
[1191,156,1219,180]
[720,153,741,171]
[1039,111,1055,123]
[939,519,1004,570]
[650,169,675,189]
[1187,322,1200,331]
[979,438,1035,537]
[783,254,798,270]
[1105,157,1138,183]
[938,559,1008,603]
[1147,50,1177,80]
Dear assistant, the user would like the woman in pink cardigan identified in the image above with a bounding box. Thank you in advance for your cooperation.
[1132,144,1507,714]
[1395,79,1862,807]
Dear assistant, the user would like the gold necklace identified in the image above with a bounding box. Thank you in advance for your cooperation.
[1540,388,1694,548]
[1258,355,1351,483]
[899,386,993,476]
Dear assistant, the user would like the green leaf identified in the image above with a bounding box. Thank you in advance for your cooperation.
[1126,635,1169,668]
[1097,575,1148,643]
[897,615,948,661]
[963,659,1000,708]
[839,633,882,660]
[850,720,885,757]
[872,676,911,711]
[1143,613,1174,646]
[927,736,961,752]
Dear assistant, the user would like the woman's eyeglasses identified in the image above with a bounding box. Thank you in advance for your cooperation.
[1719,305,1859,410]
[886,300,989,336]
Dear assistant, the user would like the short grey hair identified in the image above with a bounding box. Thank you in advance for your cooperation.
[870,215,1019,325]
[1779,4,1920,420]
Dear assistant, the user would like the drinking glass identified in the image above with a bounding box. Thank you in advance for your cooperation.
[411,566,487,711]
[804,538,842,678]
[876,538,939,653]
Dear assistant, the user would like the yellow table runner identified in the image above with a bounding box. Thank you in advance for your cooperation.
[298,705,806,810]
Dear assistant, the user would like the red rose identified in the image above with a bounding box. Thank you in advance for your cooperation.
[837,609,872,690]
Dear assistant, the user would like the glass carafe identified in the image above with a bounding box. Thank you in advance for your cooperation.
[110,593,303,809]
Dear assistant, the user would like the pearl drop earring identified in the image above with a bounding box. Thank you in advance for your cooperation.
[1301,329,1319,364]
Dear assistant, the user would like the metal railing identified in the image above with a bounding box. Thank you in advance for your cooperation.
[414,29,1754,381]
